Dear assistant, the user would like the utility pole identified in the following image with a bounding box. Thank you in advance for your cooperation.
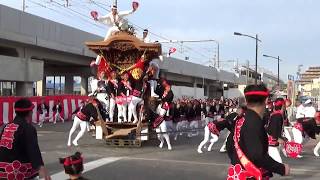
[277,56,280,86]
[22,0,26,12]
[263,54,282,86]
[234,59,239,73]
[255,34,258,85]
[297,64,303,80]
[246,60,249,85]
[217,43,220,68]
[234,32,261,85]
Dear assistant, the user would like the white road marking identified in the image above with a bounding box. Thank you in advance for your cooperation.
[49,156,320,179]
[125,157,320,173]
[125,157,229,166]
[50,157,122,180]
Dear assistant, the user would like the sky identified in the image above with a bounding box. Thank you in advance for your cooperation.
[0,0,319,81]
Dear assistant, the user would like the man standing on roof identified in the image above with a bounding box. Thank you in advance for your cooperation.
[93,2,139,65]
[94,2,139,40]
[142,29,151,43]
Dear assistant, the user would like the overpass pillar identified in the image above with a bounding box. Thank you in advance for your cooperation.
[65,75,74,94]
[193,78,197,98]
[16,82,34,96]
[206,85,210,98]
[36,76,47,96]
[36,79,44,96]
[80,76,88,95]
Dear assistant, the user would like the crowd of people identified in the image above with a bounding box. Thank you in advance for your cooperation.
[165,97,239,138]
[37,99,66,128]
[2,85,320,179]
[2,1,320,179]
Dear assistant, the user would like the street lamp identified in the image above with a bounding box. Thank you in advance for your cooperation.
[234,32,261,85]
[263,54,282,86]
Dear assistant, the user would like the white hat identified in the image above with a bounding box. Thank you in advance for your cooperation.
[304,99,312,104]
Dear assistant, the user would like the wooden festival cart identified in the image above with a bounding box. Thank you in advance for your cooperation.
[85,31,162,147]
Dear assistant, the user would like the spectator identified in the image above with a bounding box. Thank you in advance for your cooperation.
[0,98,51,179]
[53,100,64,124]
[304,99,316,118]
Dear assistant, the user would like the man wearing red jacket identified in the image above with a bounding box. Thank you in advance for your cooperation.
[226,84,290,179]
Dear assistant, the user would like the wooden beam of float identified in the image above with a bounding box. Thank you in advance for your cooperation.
[85,32,162,54]
[85,32,162,72]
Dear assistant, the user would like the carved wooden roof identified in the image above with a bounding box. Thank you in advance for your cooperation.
[85,32,162,55]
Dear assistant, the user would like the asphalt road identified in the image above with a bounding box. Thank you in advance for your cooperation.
[36,121,320,180]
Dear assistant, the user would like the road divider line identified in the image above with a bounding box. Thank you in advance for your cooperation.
[125,157,320,173]
[50,157,122,180]
[125,157,228,167]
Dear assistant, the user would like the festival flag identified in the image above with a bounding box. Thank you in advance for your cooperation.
[168,47,177,56]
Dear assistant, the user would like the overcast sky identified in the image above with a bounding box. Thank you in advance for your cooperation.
[1,0,319,81]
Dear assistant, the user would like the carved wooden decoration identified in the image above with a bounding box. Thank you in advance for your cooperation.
[86,32,162,74]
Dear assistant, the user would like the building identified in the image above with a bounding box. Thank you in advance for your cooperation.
[301,78,320,97]
[297,66,320,96]
[299,66,320,85]
[259,67,285,90]
[238,66,262,85]
[237,66,284,89]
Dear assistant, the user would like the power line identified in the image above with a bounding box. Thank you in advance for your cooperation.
[30,0,215,62]
[30,0,106,31]
[87,0,214,61]
[41,0,80,19]
[48,0,105,30]
[28,0,62,14]
[67,0,99,12]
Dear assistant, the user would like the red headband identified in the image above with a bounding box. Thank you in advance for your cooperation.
[15,104,35,112]
[63,157,83,166]
[274,100,284,107]
[91,99,99,105]
[244,91,269,97]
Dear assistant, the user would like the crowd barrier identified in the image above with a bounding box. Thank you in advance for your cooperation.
[0,95,88,125]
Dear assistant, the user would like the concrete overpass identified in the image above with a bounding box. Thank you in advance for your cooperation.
[0,4,100,96]
[160,57,245,98]
[0,4,242,98]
